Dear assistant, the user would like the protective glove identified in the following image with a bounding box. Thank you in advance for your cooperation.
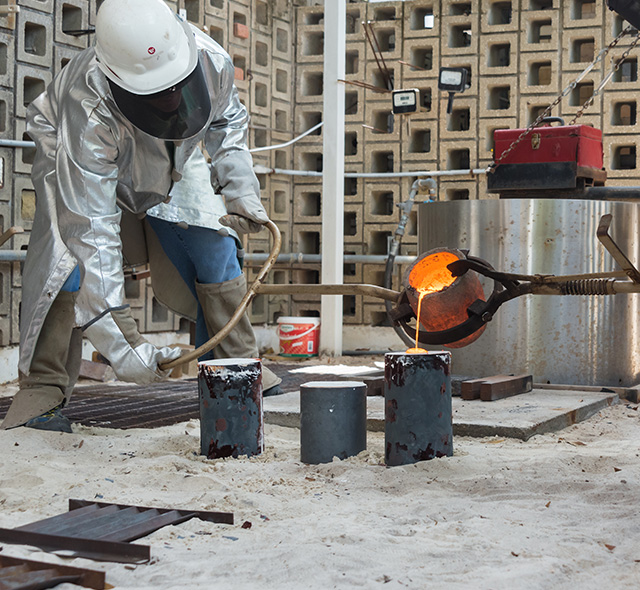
[220,192,270,234]
[84,307,182,384]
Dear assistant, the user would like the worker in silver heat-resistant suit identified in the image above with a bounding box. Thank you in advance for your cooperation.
[0,0,281,433]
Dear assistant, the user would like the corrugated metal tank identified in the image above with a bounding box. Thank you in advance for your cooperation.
[417,199,640,387]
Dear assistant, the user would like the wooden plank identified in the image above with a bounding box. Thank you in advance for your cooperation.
[460,375,512,400]
[480,374,533,401]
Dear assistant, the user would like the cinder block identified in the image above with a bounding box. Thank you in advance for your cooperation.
[440,5,479,58]
[21,0,53,13]
[272,60,292,102]
[477,117,518,163]
[518,50,560,95]
[344,125,363,164]
[602,91,640,136]
[297,26,324,63]
[10,289,20,345]
[561,29,601,72]
[0,31,15,88]
[252,0,271,34]
[364,222,396,256]
[293,185,322,222]
[366,0,402,22]
[295,105,323,141]
[479,76,518,119]
[228,43,249,91]
[562,0,604,29]
[342,293,363,325]
[344,243,364,283]
[13,119,35,175]
[559,71,602,117]
[520,10,559,53]
[401,37,439,81]
[346,4,365,41]
[251,30,271,75]
[250,112,270,151]
[204,14,226,47]
[440,55,479,97]
[293,224,322,255]
[363,264,389,290]
[204,0,227,19]
[480,0,520,33]
[13,175,36,232]
[364,97,400,143]
[478,33,518,77]
[439,178,480,201]
[402,0,440,40]
[344,176,364,204]
[364,181,400,223]
[272,99,292,135]
[296,64,325,103]
[603,136,640,179]
[438,139,478,172]
[438,96,477,141]
[229,6,250,45]
[251,73,271,117]
[10,234,29,289]
[270,144,292,172]
[396,79,439,119]
[293,144,323,175]
[17,9,53,68]
[343,203,364,244]
[54,45,82,77]
[604,50,640,91]
[292,301,321,319]
[272,18,293,62]
[366,143,400,175]
[362,20,402,63]
[297,5,325,29]
[345,42,365,79]
[604,6,637,47]
[345,85,365,123]
[401,118,438,163]
[364,59,396,95]
[55,0,89,49]
[270,180,292,223]
[363,302,389,327]
[0,90,15,139]
[16,64,52,118]
[518,92,564,127]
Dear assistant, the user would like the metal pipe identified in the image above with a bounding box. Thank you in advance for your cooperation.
[0,139,35,148]
[253,283,400,302]
[243,253,416,265]
[253,164,487,178]
[0,251,26,261]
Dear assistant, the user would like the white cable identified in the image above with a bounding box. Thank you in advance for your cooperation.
[249,122,324,153]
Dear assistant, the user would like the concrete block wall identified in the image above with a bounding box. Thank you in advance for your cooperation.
[3,0,640,349]
[283,0,640,328]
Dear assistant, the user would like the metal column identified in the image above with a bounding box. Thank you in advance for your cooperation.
[320,0,346,356]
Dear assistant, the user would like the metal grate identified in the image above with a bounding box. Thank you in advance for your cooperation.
[0,499,234,564]
[0,364,352,430]
[0,554,105,589]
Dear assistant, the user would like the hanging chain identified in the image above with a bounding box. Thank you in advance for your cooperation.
[487,25,640,174]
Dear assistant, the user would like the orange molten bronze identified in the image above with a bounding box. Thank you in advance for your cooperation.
[403,248,486,349]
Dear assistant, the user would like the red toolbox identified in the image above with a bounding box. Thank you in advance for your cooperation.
[488,117,606,192]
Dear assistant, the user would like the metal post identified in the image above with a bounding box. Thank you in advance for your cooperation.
[320,0,346,356]
[300,381,367,464]
[198,358,263,459]
[385,352,453,466]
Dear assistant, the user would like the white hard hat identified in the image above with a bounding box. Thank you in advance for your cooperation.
[95,0,198,95]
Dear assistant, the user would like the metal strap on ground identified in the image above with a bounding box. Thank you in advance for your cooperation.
[0,499,233,564]
[0,555,105,590]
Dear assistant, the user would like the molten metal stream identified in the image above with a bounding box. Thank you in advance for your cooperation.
[405,252,458,354]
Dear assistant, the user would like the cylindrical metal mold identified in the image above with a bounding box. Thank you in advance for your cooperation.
[300,381,367,464]
[198,358,263,459]
[385,352,453,466]
[403,248,487,348]
[418,199,640,386]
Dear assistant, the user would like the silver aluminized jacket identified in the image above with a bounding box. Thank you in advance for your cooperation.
[20,27,258,381]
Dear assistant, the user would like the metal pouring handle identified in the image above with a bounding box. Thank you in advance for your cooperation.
[159,220,282,372]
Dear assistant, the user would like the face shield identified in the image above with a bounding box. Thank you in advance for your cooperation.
[108,60,211,141]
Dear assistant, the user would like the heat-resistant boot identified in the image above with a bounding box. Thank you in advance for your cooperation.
[195,275,282,393]
[1,291,79,431]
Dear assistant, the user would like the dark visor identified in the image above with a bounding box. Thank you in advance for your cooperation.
[108,61,211,140]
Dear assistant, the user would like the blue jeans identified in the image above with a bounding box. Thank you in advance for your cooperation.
[61,218,242,356]
[146,217,242,354]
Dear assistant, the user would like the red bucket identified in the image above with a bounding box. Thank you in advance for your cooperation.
[277,317,320,357]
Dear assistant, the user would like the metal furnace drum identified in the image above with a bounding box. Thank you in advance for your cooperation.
[418,199,640,387]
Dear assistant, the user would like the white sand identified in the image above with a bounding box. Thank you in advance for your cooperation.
[1,389,640,589]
